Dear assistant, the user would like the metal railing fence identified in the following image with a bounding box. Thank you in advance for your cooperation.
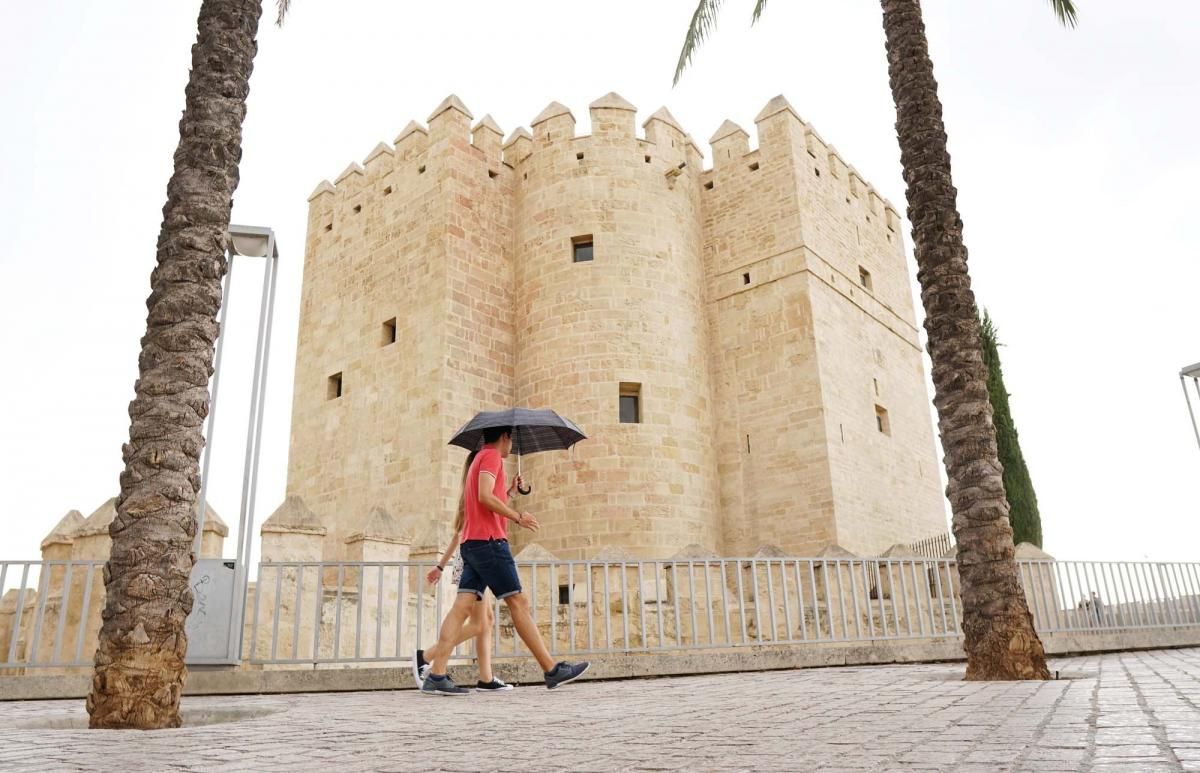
[4,557,1199,670]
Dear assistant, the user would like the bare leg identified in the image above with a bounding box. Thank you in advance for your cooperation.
[428,593,483,675]
[503,592,555,672]
[475,594,495,683]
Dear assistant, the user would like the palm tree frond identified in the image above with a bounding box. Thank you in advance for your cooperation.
[752,0,767,25]
[1048,0,1078,28]
[673,0,726,86]
[276,0,292,27]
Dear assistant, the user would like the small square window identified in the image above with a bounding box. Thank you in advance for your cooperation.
[558,585,571,604]
[353,204,362,214]
[576,152,585,161]
[704,181,714,191]
[418,165,426,174]
[875,405,890,436]
[572,235,594,263]
[749,162,760,172]
[619,383,641,424]
[382,318,397,346]
[488,169,498,180]
[328,372,343,401]
[383,186,393,196]
[644,155,651,164]
[323,222,333,232]
[742,273,751,285]
[859,266,873,290]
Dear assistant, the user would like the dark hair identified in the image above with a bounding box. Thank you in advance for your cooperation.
[481,426,512,445]
[453,449,479,534]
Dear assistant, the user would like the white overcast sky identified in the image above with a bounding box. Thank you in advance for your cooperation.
[1,0,1197,569]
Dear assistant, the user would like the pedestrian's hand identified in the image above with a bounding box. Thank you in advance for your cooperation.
[519,511,539,532]
[426,567,443,585]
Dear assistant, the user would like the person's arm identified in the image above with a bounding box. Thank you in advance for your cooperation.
[478,471,539,531]
[426,532,462,584]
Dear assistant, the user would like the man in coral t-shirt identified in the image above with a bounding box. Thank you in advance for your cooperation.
[418,426,590,695]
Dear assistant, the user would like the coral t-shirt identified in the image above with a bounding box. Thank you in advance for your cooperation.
[462,447,508,541]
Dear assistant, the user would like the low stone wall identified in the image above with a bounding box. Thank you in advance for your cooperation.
[6,627,1200,702]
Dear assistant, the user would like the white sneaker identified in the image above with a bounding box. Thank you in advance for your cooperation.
[412,649,431,689]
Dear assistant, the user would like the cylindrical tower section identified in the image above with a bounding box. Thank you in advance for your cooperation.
[511,97,720,560]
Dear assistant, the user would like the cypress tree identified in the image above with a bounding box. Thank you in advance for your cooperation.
[979,311,1043,547]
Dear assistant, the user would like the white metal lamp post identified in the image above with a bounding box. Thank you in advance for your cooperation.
[1182,362,1200,455]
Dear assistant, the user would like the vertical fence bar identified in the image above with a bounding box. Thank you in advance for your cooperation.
[636,562,645,651]
[912,560,930,637]
[1162,564,1183,625]
[654,562,664,649]
[898,561,912,637]
[1182,564,1200,622]
[621,562,630,651]
[1139,563,1160,626]
[834,561,849,640]
[247,570,263,661]
[550,562,558,656]
[932,559,947,635]
[1165,564,1187,624]
[848,560,863,641]
[1096,563,1113,629]
[6,564,31,664]
[333,564,345,661]
[820,561,833,641]
[781,560,794,642]
[945,561,961,635]
[1108,563,1128,629]
[862,561,877,638]
[763,561,777,642]
[73,564,97,664]
[795,562,809,641]
[310,564,323,664]
[270,565,283,661]
[736,561,748,644]
[1118,563,1140,627]
[704,561,717,647]
[291,564,305,660]
[394,563,405,659]
[750,560,763,644]
[686,562,698,647]
[720,561,733,646]
[374,565,384,658]
[27,568,51,665]
[601,563,611,651]
[586,563,595,651]
[50,563,74,664]
[570,562,578,655]
[886,561,900,637]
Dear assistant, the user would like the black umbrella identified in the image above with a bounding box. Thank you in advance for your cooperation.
[449,408,586,494]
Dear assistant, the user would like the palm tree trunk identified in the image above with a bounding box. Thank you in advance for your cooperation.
[87,0,263,729]
[878,0,1049,680]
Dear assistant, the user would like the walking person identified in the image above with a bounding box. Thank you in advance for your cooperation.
[416,426,589,695]
[411,449,513,692]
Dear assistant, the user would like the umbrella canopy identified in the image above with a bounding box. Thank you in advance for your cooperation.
[448,408,586,456]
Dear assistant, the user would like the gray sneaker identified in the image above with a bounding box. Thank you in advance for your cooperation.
[544,661,590,690]
[421,675,471,697]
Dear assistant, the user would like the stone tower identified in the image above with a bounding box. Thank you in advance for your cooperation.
[286,93,948,561]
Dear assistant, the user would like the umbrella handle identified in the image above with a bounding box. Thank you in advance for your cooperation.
[517,483,532,496]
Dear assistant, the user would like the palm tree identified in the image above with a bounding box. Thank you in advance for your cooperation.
[675,0,1076,680]
[87,0,293,729]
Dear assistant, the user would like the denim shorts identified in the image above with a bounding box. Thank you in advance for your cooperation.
[457,539,522,600]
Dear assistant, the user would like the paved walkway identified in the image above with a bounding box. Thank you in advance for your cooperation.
[2,648,1199,772]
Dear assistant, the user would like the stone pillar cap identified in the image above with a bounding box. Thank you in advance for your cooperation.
[40,509,85,549]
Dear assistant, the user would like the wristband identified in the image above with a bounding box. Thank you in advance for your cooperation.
[435,565,444,572]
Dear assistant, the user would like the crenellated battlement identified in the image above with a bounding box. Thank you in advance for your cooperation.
[307,92,900,233]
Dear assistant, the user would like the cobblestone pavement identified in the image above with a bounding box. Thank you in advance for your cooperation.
[2,648,1199,772]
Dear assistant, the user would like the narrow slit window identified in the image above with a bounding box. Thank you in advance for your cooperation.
[488,169,499,180]
[644,155,652,164]
[619,383,641,424]
[323,222,333,232]
[875,405,890,436]
[327,373,343,401]
[742,272,751,285]
[383,186,393,196]
[749,162,760,172]
[558,585,571,604]
[353,204,362,214]
[572,235,594,263]
[382,318,397,346]
[814,168,821,177]
[418,164,426,174]
[704,181,714,191]
[858,266,873,290]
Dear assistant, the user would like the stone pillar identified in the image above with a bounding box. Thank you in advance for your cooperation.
[32,510,85,667]
[344,506,412,662]
[255,496,327,663]
[198,503,228,559]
